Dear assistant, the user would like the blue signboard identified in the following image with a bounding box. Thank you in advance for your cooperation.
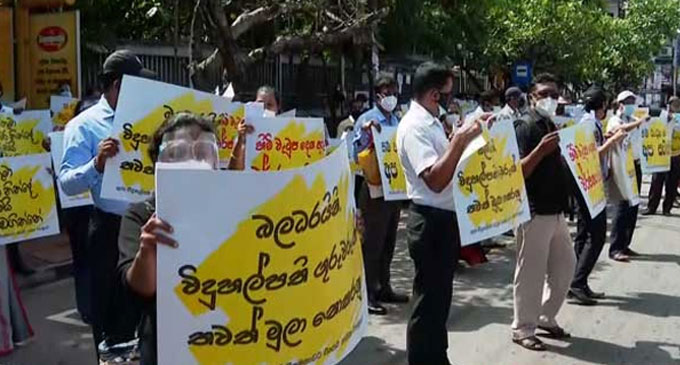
[512,61,532,87]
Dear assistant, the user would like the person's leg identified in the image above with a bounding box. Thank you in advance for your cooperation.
[662,156,680,213]
[512,215,553,340]
[540,215,577,327]
[571,211,606,290]
[609,200,629,257]
[378,202,403,297]
[358,183,390,308]
[573,201,589,262]
[645,172,665,214]
[406,206,456,365]
[64,206,93,322]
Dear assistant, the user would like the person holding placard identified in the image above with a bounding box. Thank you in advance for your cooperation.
[396,62,484,365]
[500,86,526,120]
[115,113,219,365]
[643,96,680,216]
[511,73,575,351]
[568,88,626,306]
[58,50,155,361]
[255,85,280,116]
[353,74,409,315]
[607,90,645,262]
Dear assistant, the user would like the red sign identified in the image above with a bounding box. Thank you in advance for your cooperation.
[36,26,67,52]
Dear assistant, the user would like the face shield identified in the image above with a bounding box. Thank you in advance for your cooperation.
[158,127,219,170]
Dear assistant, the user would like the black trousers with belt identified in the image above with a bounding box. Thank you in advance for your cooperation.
[358,183,401,301]
[88,208,137,352]
[406,203,459,365]
[610,161,643,256]
[647,155,680,214]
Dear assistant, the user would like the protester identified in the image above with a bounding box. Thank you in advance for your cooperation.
[511,73,575,351]
[61,97,101,324]
[479,89,501,113]
[114,113,218,365]
[59,49,155,361]
[568,87,626,306]
[643,96,680,216]
[353,73,408,315]
[607,90,644,262]
[396,62,484,365]
[255,85,280,116]
[500,86,525,120]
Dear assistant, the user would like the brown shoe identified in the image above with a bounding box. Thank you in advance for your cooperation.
[512,336,546,351]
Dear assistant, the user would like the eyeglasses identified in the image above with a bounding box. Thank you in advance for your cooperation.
[158,137,218,165]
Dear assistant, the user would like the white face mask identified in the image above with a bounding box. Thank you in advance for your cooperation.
[263,109,277,117]
[535,97,558,118]
[379,95,398,113]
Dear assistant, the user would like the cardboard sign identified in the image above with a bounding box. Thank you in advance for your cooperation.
[553,116,577,129]
[611,135,640,206]
[453,119,530,245]
[0,110,51,157]
[50,95,79,129]
[559,121,606,218]
[672,113,680,157]
[640,118,672,174]
[246,117,326,171]
[48,131,92,208]
[101,76,261,203]
[156,144,367,365]
[371,126,408,201]
[0,153,59,245]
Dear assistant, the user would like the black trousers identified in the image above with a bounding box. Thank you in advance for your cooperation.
[88,208,136,351]
[571,205,607,290]
[647,155,680,214]
[64,206,93,321]
[610,162,642,256]
[406,203,459,365]
[358,183,401,301]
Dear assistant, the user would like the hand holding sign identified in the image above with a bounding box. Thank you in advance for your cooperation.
[537,131,560,157]
[95,138,120,173]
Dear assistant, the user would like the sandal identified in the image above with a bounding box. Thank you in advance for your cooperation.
[538,325,571,339]
[512,336,546,351]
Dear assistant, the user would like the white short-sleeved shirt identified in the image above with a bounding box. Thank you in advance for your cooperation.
[608,113,641,160]
[396,100,455,211]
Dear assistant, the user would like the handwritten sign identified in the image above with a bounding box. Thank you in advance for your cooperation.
[639,118,672,174]
[559,121,606,218]
[101,76,261,203]
[0,110,51,157]
[0,153,59,245]
[371,126,408,201]
[453,119,530,245]
[672,114,680,157]
[611,135,640,206]
[156,143,367,365]
[246,117,326,171]
[48,131,92,208]
[50,95,79,129]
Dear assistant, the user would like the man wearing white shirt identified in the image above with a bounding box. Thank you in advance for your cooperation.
[397,62,482,365]
[500,86,525,120]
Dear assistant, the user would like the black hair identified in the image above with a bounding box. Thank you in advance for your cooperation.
[583,87,607,112]
[148,112,216,163]
[529,73,560,94]
[100,72,120,92]
[355,93,368,103]
[480,90,499,104]
[374,73,397,94]
[413,62,454,99]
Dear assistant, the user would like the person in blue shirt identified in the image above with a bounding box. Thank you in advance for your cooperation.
[353,74,409,315]
[59,49,155,362]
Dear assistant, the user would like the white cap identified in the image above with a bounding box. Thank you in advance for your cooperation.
[616,90,637,103]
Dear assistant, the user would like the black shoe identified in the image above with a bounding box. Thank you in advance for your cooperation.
[624,248,640,257]
[377,289,409,304]
[368,301,387,315]
[568,288,598,305]
[641,209,655,216]
[584,286,605,299]
[662,211,672,217]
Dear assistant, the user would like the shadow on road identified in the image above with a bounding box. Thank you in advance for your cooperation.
[631,253,680,265]
[340,336,407,365]
[552,337,680,365]
[597,293,680,318]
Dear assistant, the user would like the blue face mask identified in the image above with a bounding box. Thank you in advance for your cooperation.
[623,104,636,117]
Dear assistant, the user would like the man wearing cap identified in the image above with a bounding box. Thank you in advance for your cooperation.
[643,96,680,216]
[500,86,525,120]
[607,90,645,262]
[59,50,155,359]
[568,88,625,306]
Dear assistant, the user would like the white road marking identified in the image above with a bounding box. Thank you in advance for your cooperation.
[46,308,88,327]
